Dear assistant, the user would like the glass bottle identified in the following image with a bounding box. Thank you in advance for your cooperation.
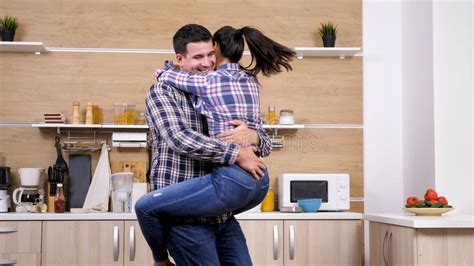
[54,183,66,213]
[261,189,275,212]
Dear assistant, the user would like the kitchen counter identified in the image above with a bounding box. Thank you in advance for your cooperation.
[0,211,362,221]
[365,213,474,228]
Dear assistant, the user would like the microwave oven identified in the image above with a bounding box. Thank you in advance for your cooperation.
[278,173,350,211]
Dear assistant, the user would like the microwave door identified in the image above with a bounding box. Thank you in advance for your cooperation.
[290,180,330,207]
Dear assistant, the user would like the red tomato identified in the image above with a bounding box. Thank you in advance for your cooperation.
[406,196,419,206]
[437,196,448,206]
[425,190,438,201]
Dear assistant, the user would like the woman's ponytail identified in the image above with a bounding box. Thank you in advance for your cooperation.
[213,26,296,77]
[240,26,296,77]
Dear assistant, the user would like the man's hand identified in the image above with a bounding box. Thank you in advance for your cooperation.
[235,146,266,179]
[217,120,259,146]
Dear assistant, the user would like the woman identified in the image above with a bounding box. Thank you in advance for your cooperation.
[135,26,296,264]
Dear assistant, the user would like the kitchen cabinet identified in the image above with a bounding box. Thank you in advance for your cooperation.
[124,221,154,266]
[239,220,284,266]
[369,221,415,266]
[0,221,41,266]
[42,221,124,266]
[369,221,474,265]
[240,219,362,266]
[41,220,154,266]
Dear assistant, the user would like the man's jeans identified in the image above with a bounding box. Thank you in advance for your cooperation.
[135,164,269,263]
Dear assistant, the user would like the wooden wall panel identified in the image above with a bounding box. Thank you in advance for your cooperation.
[0,0,364,210]
[0,0,362,48]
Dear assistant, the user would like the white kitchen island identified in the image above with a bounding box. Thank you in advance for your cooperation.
[365,213,474,265]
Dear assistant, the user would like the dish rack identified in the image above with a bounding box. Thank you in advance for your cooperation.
[61,131,109,152]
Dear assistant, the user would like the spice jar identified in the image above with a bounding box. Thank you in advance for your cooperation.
[268,106,277,125]
[279,109,294,125]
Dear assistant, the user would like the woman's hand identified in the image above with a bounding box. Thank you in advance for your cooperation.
[217,120,259,146]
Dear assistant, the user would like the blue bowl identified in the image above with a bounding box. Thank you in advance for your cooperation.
[297,198,322,212]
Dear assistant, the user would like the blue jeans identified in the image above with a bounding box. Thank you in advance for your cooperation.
[135,164,269,262]
[167,216,252,265]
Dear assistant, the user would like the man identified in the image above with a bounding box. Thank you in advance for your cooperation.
[145,24,271,265]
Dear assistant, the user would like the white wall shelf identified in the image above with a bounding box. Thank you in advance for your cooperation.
[0,41,252,55]
[1,42,362,59]
[31,123,148,129]
[31,123,362,130]
[294,47,362,59]
[0,41,48,54]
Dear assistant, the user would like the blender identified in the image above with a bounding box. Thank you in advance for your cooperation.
[111,172,133,213]
[12,168,44,212]
[0,166,12,212]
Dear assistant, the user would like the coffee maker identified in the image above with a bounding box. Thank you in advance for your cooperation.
[12,168,44,213]
[0,166,11,212]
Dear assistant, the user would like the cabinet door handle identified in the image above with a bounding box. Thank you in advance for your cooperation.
[0,259,17,265]
[113,225,120,262]
[273,225,279,260]
[289,224,295,260]
[0,227,17,233]
[382,231,388,266]
[388,232,393,266]
[129,226,136,262]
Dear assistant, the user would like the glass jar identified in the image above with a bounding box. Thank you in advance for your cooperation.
[137,112,146,125]
[268,106,277,125]
[279,109,294,125]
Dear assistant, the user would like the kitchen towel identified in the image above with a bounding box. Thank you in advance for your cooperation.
[68,154,92,209]
[83,144,111,211]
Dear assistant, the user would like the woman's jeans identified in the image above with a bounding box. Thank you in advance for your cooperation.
[135,164,270,262]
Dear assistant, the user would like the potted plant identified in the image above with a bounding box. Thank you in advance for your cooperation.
[0,15,20,42]
[318,21,338,47]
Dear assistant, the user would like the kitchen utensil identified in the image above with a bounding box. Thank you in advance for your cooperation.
[18,168,43,187]
[0,166,11,212]
[68,154,91,209]
[12,187,42,213]
[279,206,302,213]
[111,172,133,213]
[0,166,11,190]
[404,207,454,216]
[297,198,322,212]
[0,190,10,212]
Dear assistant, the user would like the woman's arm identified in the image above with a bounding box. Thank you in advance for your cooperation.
[155,62,209,96]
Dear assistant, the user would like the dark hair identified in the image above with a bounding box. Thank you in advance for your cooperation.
[173,24,212,55]
[213,26,296,77]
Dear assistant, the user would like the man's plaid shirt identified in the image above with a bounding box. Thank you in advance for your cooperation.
[145,77,271,223]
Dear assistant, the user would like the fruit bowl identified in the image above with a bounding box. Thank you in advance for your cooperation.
[404,207,454,216]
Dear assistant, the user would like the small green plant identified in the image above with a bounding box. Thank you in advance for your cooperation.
[318,21,338,37]
[0,15,19,31]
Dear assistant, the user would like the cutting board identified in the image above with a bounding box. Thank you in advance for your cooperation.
[111,161,147,183]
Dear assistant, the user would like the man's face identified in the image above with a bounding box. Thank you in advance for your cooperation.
[176,41,216,74]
